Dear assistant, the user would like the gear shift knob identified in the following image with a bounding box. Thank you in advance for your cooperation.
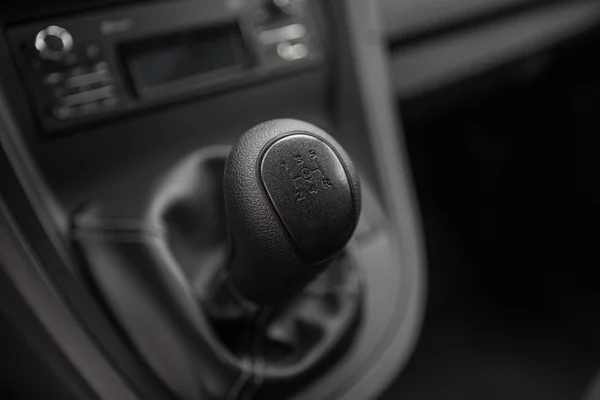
[224,119,361,306]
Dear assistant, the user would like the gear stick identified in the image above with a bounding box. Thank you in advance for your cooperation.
[223,119,361,307]
[73,119,364,399]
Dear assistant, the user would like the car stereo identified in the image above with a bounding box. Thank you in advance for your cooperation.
[7,0,324,134]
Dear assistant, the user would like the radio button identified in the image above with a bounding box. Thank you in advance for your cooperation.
[60,85,115,107]
[66,70,111,89]
[276,41,309,61]
[259,24,306,44]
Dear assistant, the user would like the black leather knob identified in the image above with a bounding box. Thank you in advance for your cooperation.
[224,119,361,306]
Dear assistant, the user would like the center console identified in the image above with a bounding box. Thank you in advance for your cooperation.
[0,1,425,399]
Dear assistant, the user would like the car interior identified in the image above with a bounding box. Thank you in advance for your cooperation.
[0,0,597,399]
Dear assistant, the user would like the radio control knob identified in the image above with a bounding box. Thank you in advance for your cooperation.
[35,26,73,61]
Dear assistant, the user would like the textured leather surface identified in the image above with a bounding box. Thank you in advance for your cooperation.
[224,119,361,305]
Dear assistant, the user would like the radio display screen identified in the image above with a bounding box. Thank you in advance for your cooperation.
[123,25,249,92]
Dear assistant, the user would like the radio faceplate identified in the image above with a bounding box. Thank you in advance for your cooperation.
[7,0,324,135]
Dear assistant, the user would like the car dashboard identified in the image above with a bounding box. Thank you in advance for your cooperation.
[0,0,598,399]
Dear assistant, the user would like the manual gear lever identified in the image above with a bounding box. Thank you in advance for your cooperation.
[223,119,361,307]
[72,119,366,399]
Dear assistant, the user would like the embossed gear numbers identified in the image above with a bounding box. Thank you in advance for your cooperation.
[281,149,333,202]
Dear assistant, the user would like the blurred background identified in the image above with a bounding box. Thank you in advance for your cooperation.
[380,0,599,399]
